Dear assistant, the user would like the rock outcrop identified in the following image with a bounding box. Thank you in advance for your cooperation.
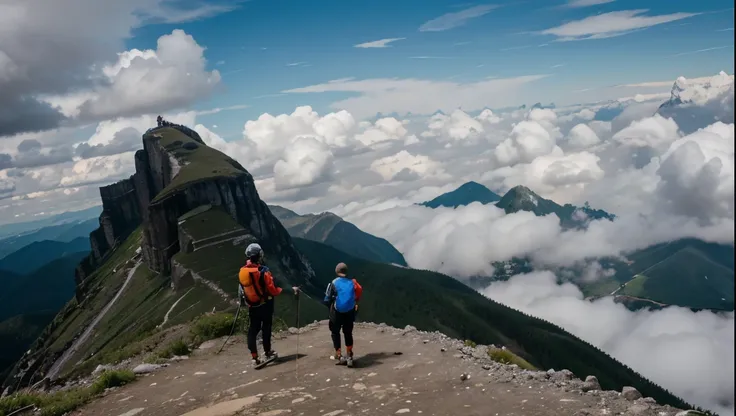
[74,123,315,302]
[75,175,143,301]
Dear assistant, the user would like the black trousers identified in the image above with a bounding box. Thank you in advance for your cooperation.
[247,300,274,355]
[329,309,355,351]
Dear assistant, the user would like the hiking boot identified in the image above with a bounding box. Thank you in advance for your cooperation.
[346,356,354,368]
[251,357,262,367]
[265,350,278,360]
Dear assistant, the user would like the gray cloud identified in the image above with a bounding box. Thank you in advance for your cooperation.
[0,0,234,137]
[75,127,141,159]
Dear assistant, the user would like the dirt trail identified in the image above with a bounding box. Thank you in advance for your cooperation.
[48,261,141,380]
[70,322,684,416]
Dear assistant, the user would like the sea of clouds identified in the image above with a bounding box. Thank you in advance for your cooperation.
[0,28,732,412]
[197,71,732,415]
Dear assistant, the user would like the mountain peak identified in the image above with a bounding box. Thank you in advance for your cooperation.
[496,186,556,216]
[420,181,501,209]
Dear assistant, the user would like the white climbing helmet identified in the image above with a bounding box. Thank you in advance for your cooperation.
[245,243,263,259]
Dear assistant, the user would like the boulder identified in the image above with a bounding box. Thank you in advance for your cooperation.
[581,375,601,392]
[133,364,162,374]
[621,386,643,401]
[550,369,574,382]
[92,364,115,376]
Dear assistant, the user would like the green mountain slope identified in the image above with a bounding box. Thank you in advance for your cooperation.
[0,251,89,323]
[269,205,407,266]
[0,311,57,382]
[0,237,90,275]
[615,243,734,310]
[420,181,501,208]
[0,219,97,259]
[293,238,692,410]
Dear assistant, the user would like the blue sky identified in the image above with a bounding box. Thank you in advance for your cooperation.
[124,0,734,138]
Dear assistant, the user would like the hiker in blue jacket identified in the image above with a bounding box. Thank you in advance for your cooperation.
[323,262,363,367]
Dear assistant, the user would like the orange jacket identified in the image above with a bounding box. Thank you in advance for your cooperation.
[238,260,282,306]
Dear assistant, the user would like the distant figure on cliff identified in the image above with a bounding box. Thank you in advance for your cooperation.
[156,115,163,127]
[238,243,299,366]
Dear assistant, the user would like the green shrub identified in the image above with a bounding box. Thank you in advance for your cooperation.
[488,348,537,371]
[159,339,191,359]
[0,370,135,416]
[464,339,477,348]
[191,312,235,342]
[90,370,136,395]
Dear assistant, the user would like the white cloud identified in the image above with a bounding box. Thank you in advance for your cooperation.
[672,45,733,57]
[421,110,485,142]
[273,136,334,190]
[284,75,548,120]
[418,5,498,32]
[612,114,681,151]
[369,150,445,182]
[355,117,408,146]
[59,151,137,187]
[656,122,734,222]
[493,110,562,167]
[53,29,221,121]
[482,271,734,416]
[563,0,616,7]
[540,9,699,41]
[354,38,406,48]
[565,123,601,149]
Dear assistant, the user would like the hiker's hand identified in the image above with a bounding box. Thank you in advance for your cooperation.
[292,286,300,297]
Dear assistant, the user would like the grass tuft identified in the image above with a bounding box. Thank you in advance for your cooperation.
[488,348,537,371]
[0,370,136,416]
[190,312,235,343]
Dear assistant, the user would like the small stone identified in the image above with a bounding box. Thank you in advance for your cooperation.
[482,364,491,370]
[395,409,410,414]
[198,340,217,350]
[133,364,160,374]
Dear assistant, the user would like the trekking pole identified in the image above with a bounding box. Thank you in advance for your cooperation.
[217,302,242,355]
[295,288,301,383]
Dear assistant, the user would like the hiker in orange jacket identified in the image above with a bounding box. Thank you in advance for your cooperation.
[238,243,297,366]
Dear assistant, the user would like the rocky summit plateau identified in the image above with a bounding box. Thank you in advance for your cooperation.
[65,322,701,416]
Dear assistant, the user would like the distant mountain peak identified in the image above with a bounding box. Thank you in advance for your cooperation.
[420,181,501,209]
[496,186,546,213]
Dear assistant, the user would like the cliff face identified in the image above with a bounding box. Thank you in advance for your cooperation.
[75,124,314,302]
[75,176,143,301]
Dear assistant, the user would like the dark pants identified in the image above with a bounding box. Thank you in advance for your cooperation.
[247,300,274,355]
[329,309,355,351]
